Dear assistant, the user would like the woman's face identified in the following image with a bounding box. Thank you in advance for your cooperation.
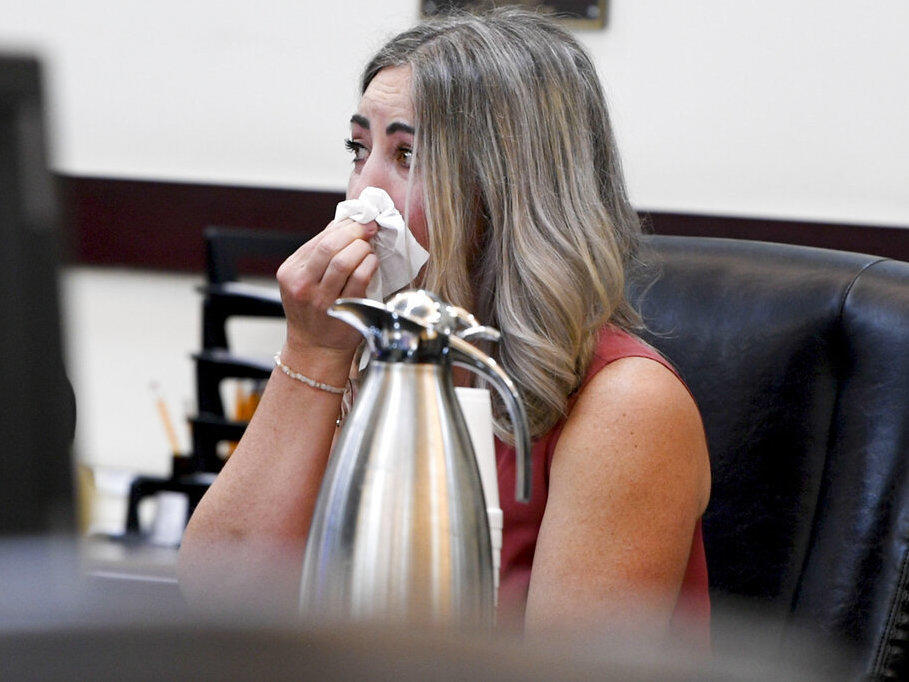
[346,65,428,250]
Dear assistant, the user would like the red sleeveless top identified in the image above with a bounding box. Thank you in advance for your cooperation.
[495,325,710,646]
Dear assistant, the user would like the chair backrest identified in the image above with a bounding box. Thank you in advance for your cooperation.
[627,235,909,679]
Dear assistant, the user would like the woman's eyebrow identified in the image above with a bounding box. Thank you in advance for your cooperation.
[350,114,369,129]
[386,122,414,135]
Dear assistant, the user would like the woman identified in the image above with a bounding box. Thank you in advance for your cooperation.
[178,8,711,643]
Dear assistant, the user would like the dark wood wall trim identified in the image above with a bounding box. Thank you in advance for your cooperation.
[641,211,908,263]
[59,175,342,272]
[59,174,907,272]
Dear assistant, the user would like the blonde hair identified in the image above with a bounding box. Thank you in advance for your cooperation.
[363,8,641,440]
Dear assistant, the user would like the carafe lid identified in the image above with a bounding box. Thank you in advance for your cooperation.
[329,290,499,363]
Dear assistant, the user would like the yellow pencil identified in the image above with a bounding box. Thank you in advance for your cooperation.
[150,382,181,455]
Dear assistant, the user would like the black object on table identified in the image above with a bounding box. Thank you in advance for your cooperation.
[123,227,308,537]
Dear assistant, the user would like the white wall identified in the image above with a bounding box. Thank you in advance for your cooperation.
[62,267,285,476]
[61,267,202,476]
[2,0,908,226]
[585,2,909,225]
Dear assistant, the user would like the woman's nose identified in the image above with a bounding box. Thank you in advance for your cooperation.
[349,155,390,198]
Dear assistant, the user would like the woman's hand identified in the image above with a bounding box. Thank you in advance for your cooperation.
[277,218,380,361]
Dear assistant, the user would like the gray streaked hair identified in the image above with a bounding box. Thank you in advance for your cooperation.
[363,7,642,440]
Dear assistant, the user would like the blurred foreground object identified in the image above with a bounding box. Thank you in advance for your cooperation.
[0,536,849,681]
[0,54,75,536]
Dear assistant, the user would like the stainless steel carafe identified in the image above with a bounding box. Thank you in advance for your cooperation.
[299,290,531,627]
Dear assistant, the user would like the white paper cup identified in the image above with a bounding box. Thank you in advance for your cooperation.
[149,491,189,547]
[455,387,503,603]
[488,506,503,600]
[454,387,499,510]
[488,507,503,549]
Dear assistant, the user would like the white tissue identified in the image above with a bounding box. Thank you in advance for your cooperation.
[334,186,429,302]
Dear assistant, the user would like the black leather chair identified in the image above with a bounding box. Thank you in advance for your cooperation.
[627,236,909,680]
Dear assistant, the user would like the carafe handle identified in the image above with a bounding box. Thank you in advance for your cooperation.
[449,336,531,503]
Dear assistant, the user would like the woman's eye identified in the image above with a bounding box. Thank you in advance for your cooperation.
[344,138,368,163]
[396,146,413,169]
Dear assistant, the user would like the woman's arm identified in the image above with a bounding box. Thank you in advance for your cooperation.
[524,356,711,638]
[177,218,379,612]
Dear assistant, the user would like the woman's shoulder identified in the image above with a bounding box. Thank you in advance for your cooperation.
[554,325,711,512]
[569,325,700,419]
[549,324,696,443]
[573,325,703,444]
[584,325,683,387]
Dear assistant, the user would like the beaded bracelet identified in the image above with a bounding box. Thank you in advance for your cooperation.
[273,353,346,395]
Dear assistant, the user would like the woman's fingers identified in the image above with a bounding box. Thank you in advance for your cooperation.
[275,217,381,354]
[301,219,377,285]
[278,219,363,278]
[277,218,380,309]
[340,252,380,299]
[321,238,376,296]
[282,220,336,267]
[277,220,378,352]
